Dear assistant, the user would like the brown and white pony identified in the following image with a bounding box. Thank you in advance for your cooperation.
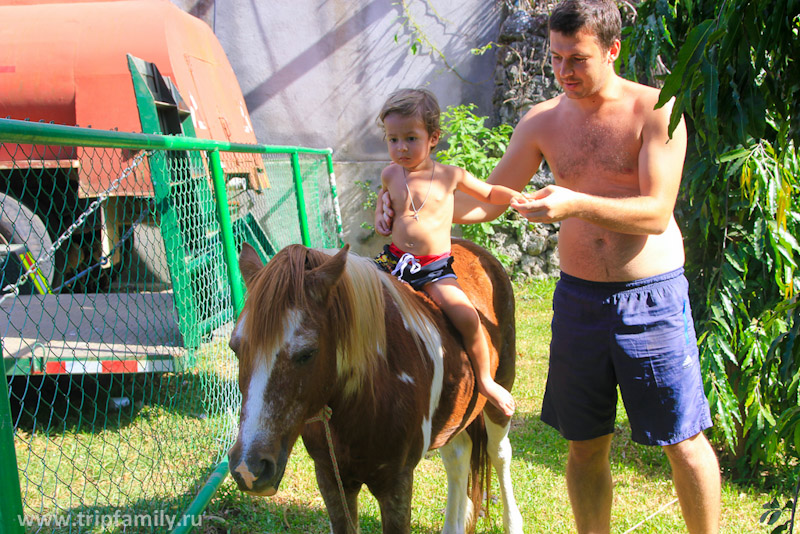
[227,238,522,534]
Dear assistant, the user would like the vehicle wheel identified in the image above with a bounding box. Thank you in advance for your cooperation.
[0,193,55,287]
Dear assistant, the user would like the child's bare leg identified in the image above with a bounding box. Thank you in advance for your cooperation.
[426,279,515,416]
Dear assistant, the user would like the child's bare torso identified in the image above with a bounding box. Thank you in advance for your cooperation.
[383,161,461,256]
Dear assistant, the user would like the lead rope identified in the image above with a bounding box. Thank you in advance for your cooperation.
[621,498,678,533]
[306,406,357,533]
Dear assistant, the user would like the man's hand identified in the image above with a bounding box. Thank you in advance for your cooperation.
[510,185,578,223]
[374,189,394,236]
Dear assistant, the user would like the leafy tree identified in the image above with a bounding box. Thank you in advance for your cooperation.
[620,0,800,480]
[436,104,521,265]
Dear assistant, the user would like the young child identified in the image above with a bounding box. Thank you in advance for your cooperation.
[373,88,521,417]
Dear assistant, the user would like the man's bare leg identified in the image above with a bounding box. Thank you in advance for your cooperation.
[567,434,613,534]
[663,432,720,534]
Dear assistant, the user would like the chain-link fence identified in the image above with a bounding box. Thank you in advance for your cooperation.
[0,118,341,533]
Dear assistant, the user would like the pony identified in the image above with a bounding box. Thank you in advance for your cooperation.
[227,238,523,534]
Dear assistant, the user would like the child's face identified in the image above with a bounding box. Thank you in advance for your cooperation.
[383,112,439,170]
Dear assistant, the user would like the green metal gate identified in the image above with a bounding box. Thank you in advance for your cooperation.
[0,118,342,533]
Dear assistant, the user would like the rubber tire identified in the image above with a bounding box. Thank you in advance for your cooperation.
[0,193,55,286]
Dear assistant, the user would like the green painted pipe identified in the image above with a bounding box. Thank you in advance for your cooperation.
[171,459,229,534]
[0,118,332,156]
[0,369,25,534]
[290,152,312,247]
[208,149,246,315]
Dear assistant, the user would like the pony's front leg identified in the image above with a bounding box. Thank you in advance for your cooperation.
[314,465,361,534]
[486,417,523,534]
[369,468,414,534]
[439,431,474,534]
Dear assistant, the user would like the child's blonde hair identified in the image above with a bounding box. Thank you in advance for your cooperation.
[377,88,440,139]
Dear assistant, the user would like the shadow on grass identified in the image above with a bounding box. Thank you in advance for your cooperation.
[16,462,229,534]
[206,480,446,534]
[7,367,236,435]
[508,405,778,505]
[20,459,457,533]
[508,411,568,474]
[508,409,677,483]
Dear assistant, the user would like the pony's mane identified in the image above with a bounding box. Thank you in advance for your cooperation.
[242,245,433,396]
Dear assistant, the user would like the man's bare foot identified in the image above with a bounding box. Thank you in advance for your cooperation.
[479,379,515,417]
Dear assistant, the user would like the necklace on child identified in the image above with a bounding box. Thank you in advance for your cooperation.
[403,162,435,221]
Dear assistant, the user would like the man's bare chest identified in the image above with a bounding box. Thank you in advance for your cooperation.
[542,117,642,188]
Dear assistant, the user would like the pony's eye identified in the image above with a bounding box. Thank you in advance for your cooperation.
[293,349,317,365]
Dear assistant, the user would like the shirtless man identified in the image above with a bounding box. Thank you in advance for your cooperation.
[376,1,721,532]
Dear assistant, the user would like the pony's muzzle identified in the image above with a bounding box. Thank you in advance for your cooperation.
[228,445,284,496]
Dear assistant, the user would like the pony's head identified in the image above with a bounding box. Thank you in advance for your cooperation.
[227,243,390,495]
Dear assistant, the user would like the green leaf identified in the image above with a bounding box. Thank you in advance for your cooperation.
[762,406,777,427]
[728,78,749,145]
[718,147,751,163]
[724,249,745,273]
[721,263,745,292]
[702,50,720,140]
[794,421,800,454]
[658,20,715,107]
[779,227,800,254]
[768,510,781,525]
[719,290,735,319]
[718,335,738,365]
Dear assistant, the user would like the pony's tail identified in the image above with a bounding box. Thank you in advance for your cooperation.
[467,412,490,534]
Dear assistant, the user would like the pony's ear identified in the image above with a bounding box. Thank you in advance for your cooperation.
[306,244,350,305]
[239,243,264,288]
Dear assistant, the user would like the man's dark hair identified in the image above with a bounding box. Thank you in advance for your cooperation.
[549,0,622,51]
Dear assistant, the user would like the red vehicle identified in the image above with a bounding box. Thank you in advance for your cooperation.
[1,0,266,376]
[0,0,264,293]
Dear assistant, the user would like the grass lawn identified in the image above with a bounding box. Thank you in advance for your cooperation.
[203,278,775,533]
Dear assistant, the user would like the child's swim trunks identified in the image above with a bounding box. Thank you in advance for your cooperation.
[374,243,457,290]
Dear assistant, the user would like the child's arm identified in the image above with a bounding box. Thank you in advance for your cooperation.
[457,168,525,206]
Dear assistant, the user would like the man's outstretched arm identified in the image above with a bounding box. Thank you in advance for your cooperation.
[375,188,393,236]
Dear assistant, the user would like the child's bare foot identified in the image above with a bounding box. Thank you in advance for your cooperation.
[479,379,515,417]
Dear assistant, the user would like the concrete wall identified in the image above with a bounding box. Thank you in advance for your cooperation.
[171,0,503,254]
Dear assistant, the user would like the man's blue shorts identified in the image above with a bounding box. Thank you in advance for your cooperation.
[540,268,712,446]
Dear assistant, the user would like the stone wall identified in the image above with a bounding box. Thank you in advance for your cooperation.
[488,1,562,280]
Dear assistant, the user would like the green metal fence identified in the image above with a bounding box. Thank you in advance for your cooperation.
[0,118,342,533]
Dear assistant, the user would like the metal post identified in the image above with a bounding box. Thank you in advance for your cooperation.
[290,151,312,247]
[208,149,245,315]
[0,369,25,534]
[325,152,344,246]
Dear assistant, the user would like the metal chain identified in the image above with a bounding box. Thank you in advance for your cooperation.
[49,201,152,293]
[1,150,152,305]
